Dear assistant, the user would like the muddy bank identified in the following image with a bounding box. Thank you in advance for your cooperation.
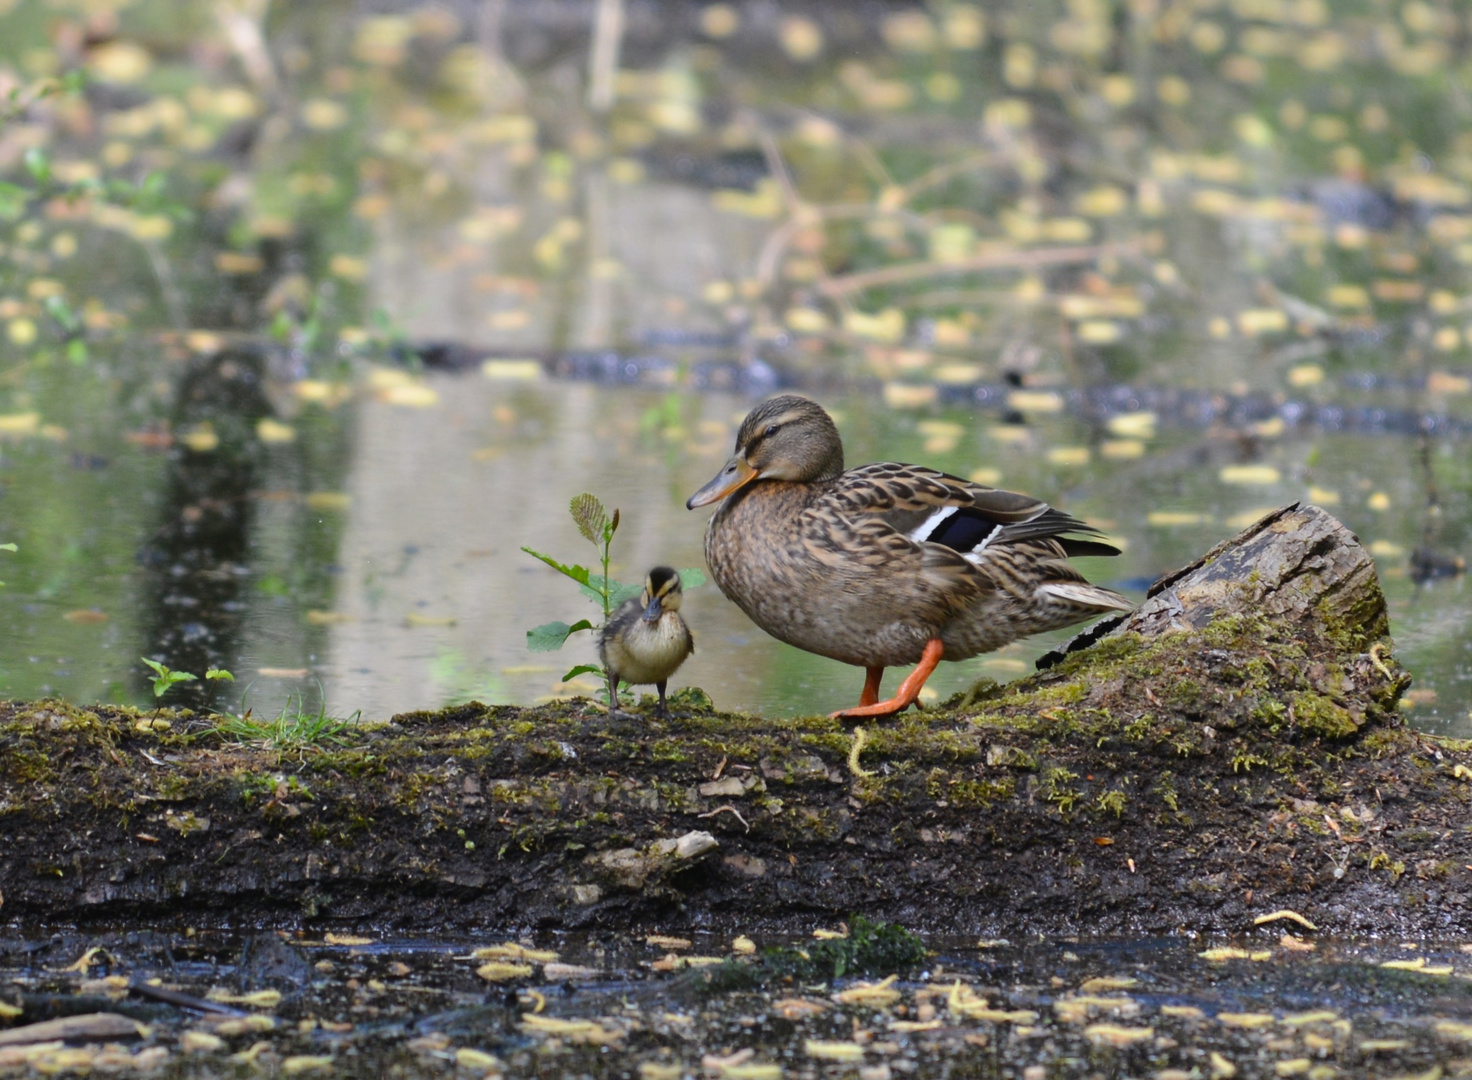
[2,505,1464,938]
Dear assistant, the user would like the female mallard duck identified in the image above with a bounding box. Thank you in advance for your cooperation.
[598,566,694,717]
[686,395,1131,719]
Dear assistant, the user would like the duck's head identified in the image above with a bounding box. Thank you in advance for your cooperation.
[686,395,844,509]
[641,566,684,621]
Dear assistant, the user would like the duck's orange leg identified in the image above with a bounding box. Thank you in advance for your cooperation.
[859,666,884,707]
[831,640,944,719]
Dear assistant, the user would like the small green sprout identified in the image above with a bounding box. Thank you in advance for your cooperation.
[142,658,196,699]
[0,541,14,587]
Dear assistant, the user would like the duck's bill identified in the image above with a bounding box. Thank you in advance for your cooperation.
[642,597,662,621]
[686,456,757,509]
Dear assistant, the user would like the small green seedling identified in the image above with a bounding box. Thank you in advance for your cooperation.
[141,659,234,699]
[522,493,703,688]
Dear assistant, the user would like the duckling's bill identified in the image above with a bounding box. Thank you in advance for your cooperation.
[687,456,758,508]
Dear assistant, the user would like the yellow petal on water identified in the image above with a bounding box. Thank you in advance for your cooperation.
[7,319,37,347]
[477,962,534,982]
[256,419,297,444]
[328,255,367,281]
[1209,1051,1238,1078]
[1083,1023,1153,1046]
[1237,308,1289,336]
[473,943,559,963]
[1076,320,1123,344]
[305,492,351,511]
[1148,511,1213,528]
[1100,439,1145,461]
[1435,1019,1472,1041]
[1218,465,1281,486]
[732,936,756,955]
[778,15,823,59]
[1217,1012,1276,1028]
[1075,186,1129,217]
[968,467,1002,486]
[405,613,457,627]
[1273,1059,1310,1077]
[89,41,153,83]
[482,359,542,381]
[377,383,440,407]
[281,1055,335,1073]
[208,988,282,1008]
[181,424,219,453]
[306,611,355,625]
[1357,1039,1410,1051]
[1366,491,1391,511]
[1253,909,1318,930]
[1287,364,1324,387]
[1429,371,1472,396]
[1306,486,1340,506]
[1325,284,1370,309]
[1079,976,1139,992]
[1006,390,1064,413]
[63,609,109,625]
[1106,412,1157,439]
[844,308,906,343]
[1046,446,1091,467]
[639,1064,684,1080]
[1199,947,1254,961]
[882,383,937,409]
[1368,539,1404,558]
[785,307,830,334]
[835,975,901,1006]
[1379,957,1426,971]
[721,1066,782,1080]
[181,1031,226,1053]
[1279,934,1316,952]
[935,363,983,385]
[804,1040,865,1062]
[1280,1010,1338,1026]
[454,1048,503,1072]
[1161,1005,1205,1019]
[301,98,348,130]
[0,411,40,438]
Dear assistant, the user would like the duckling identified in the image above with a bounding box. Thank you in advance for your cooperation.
[687,395,1132,719]
[598,566,694,716]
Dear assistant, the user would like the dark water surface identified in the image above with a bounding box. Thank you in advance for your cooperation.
[4,928,1472,1077]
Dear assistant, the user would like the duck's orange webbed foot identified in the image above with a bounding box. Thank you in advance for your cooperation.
[830,641,944,719]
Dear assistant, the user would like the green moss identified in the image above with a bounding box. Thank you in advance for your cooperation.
[944,777,1017,809]
[1290,691,1360,740]
[1096,790,1127,818]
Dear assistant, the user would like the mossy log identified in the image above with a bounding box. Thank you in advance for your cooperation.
[3,504,1467,938]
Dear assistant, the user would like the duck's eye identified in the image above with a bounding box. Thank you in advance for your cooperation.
[764,424,779,438]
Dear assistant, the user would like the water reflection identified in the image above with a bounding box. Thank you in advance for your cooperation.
[138,348,269,710]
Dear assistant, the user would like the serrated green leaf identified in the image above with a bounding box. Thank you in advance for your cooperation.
[678,567,707,590]
[561,663,603,682]
[609,581,643,607]
[569,493,608,545]
[526,619,593,652]
[522,546,591,585]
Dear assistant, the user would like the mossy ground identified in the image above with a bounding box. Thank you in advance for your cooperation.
[2,609,1467,938]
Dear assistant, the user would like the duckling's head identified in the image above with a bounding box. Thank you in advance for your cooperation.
[641,566,684,620]
[686,395,844,508]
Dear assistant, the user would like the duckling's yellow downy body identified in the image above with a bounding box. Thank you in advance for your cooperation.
[687,396,1131,718]
[598,566,694,716]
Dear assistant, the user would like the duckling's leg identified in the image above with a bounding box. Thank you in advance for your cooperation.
[655,679,670,718]
[831,640,944,719]
[860,667,884,707]
[605,669,621,711]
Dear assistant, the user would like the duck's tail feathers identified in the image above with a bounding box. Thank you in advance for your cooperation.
[1035,581,1134,615]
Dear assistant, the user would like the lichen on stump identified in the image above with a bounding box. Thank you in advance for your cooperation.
[3,503,1468,939]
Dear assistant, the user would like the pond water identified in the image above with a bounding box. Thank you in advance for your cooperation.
[0,0,1470,733]
[4,926,1472,1078]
